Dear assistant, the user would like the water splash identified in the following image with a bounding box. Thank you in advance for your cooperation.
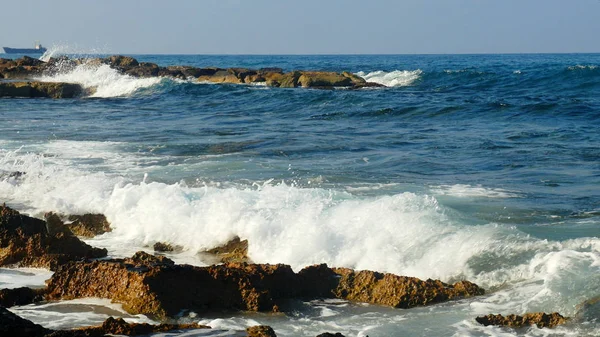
[356,69,422,87]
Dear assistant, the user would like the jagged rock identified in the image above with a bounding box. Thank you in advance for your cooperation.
[475,312,568,329]
[197,69,243,84]
[0,82,83,98]
[0,305,50,337]
[153,241,176,252]
[204,236,250,263]
[66,214,111,238]
[246,325,277,337]
[0,287,46,307]
[104,55,139,70]
[15,56,45,67]
[277,71,302,88]
[0,204,107,270]
[125,62,160,77]
[330,267,483,308]
[71,316,209,336]
[316,333,345,337]
[45,256,484,319]
[45,257,296,319]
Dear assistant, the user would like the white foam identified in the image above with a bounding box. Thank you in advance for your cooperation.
[0,268,53,289]
[356,70,422,87]
[37,61,161,98]
[431,184,521,198]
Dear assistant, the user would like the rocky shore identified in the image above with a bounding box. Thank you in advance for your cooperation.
[1,202,577,335]
[0,55,385,98]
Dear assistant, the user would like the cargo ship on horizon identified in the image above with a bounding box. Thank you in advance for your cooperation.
[3,42,47,54]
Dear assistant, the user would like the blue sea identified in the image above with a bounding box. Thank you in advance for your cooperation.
[1,52,599,336]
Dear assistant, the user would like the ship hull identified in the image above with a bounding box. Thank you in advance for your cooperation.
[3,47,47,54]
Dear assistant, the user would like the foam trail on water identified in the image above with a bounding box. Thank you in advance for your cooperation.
[37,61,161,98]
[356,70,422,87]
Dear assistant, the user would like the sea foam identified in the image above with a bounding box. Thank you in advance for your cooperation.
[356,70,422,87]
[37,61,161,98]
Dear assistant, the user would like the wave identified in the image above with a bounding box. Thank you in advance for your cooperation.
[37,61,163,98]
[356,70,422,87]
[2,142,599,303]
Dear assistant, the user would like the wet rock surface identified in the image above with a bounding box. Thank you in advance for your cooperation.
[246,325,277,337]
[204,236,250,263]
[1,305,51,337]
[0,55,384,95]
[44,253,484,319]
[0,81,84,98]
[0,286,46,307]
[475,312,568,329]
[0,204,107,270]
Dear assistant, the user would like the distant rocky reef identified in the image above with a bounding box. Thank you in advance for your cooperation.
[0,55,384,98]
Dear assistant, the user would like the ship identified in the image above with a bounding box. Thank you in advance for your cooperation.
[3,42,47,54]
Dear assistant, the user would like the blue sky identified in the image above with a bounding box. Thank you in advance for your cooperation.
[2,0,599,54]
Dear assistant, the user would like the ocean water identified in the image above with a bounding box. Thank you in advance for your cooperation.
[1,52,599,336]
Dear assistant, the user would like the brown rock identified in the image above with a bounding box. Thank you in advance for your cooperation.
[246,325,277,337]
[0,305,50,337]
[0,287,46,307]
[153,241,177,252]
[331,268,484,309]
[0,204,107,270]
[197,69,242,84]
[277,71,302,88]
[297,72,353,88]
[0,82,83,98]
[316,333,345,337]
[125,62,160,77]
[204,236,250,263]
[104,55,139,70]
[66,214,111,238]
[45,255,296,319]
[72,316,209,336]
[475,312,568,329]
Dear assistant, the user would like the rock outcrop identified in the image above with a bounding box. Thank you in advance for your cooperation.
[0,204,107,270]
[0,287,46,307]
[204,236,250,263]
[1,305,51,337]
[44,254,484,319]
[0,55,384,94]
[475,312,568,329]
[246,325,277,337]
[0,82,83,98]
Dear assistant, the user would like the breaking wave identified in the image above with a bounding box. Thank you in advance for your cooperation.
[356,69,422,87]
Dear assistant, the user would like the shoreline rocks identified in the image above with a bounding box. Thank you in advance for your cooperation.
[0,204,107,270]
[0,55,385,98]
[476,312,568,329]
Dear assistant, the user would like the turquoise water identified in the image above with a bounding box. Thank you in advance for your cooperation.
[1,53,599,336]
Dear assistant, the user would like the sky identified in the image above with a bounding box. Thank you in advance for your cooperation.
[2,0,599,54]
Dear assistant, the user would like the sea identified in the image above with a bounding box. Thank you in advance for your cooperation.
[0,51,599,336]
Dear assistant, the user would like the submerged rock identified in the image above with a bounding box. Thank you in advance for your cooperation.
[475,312,568,329]
[316,333,346,337]
[246,325,277,337]
[204,236,250,263]
[0,287,46,307]
[0,204,107,270]
[0,82,83,98]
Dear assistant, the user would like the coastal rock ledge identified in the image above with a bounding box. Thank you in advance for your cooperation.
[44,253,484,319]
[476,312,568,329]
[0,81,84,98]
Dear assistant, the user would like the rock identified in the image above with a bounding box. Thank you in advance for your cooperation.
[316,333,345,337]
[330,267,484,309]
[0,287,46,307]
[153,241,178,252]
[104,55,139,70]
[45,257,297,319]
[71,316,209,336]
[0,204,107,270]
[45,257,484,319]
[65,214,111,238]
[0,305,50,337]
[297,72,353,88]
[15,56,45,67]
[277,71,302,88]
[205,236,250,263]
[0,82,83,98]
[475,312,568,329]
[164,65,207,79]
[246,325,277,337]
[353,82,387,89]
[197,69,243,84]
[125,62,160,77]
